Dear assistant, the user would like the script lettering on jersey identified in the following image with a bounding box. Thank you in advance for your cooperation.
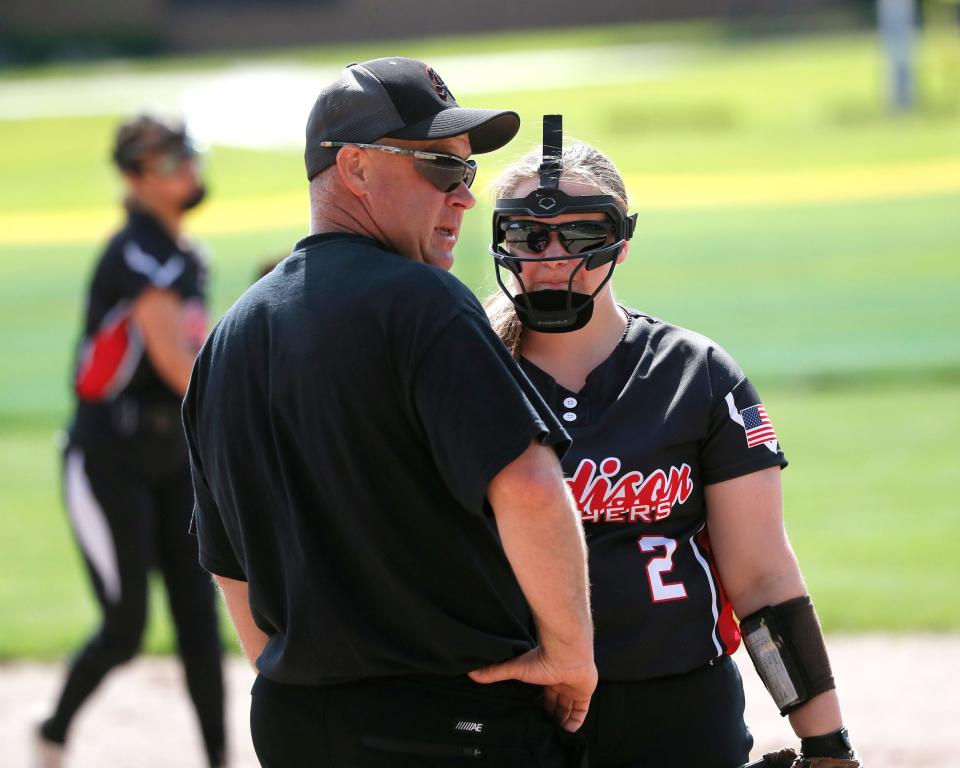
[567,457,693,524]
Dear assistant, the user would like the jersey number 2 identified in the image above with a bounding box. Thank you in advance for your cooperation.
[638,536,688,602]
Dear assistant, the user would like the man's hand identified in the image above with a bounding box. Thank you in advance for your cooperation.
[213,574,268,670]
[480,441,596,731]
[469,645,597,732]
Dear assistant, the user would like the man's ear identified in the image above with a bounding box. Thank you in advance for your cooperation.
[335,146,370,198]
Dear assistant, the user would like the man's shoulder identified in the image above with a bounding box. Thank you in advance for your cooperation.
[298,233,480,312]
[388,264,485,339]
[216,277,273,334]
[408,261,478,307]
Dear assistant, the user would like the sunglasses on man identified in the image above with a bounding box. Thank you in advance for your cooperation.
[500,219,615,256]
[319,141,477,193]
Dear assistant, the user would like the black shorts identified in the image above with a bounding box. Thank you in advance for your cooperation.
[579,655,753,768]
[250,673,585,767]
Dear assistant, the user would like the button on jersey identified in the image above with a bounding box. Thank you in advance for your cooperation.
[520,310,787,681]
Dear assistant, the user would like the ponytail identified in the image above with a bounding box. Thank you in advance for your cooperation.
[483,292,524,360]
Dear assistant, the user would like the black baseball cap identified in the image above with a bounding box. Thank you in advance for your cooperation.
[304,57,520,180]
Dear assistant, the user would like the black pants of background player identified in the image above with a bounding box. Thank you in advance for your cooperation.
[578,655,753,768]
[39,440,226,768]
[250,674,587,767]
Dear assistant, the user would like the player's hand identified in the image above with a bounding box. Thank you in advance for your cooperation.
[468,645,597,732]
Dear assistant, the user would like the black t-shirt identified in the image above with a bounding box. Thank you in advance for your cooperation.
[71,208,208,456]
[520,309,787,681]
[183,233,570,685]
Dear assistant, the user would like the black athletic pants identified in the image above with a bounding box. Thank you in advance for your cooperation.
[578,655,753,768]
[41,441,225,768]
[250,674,586,767]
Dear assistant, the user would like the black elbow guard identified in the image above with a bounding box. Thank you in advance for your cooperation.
[740,595,836,716]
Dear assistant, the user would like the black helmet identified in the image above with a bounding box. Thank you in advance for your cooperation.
[490,115,636,333]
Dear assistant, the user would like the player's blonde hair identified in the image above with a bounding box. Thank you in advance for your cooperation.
[484,142,630,358]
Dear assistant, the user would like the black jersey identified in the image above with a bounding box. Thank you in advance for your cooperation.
[184,233,570,686]
[71,208,207,453]
[520,309,787,681]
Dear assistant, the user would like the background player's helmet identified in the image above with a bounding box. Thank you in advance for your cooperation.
[490,114,637,333]
[112,113,199,175]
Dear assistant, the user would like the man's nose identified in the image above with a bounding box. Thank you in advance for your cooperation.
[449,182,476,210]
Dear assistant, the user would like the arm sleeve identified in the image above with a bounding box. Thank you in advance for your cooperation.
[182,359,247,580]
[188,456,247,580]
[412,308,571,515]
[700,344,788,485]
[116,236,192,301]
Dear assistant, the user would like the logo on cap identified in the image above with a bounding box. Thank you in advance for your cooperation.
[538,197,557,210]
[426,66,453,101]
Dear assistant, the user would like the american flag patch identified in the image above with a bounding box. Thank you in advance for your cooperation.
[740,404,777,448]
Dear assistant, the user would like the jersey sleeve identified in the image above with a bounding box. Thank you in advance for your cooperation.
[411,307,571,515]
[183,368,247,580]
[114,234,195,303]
[700,344,787,485]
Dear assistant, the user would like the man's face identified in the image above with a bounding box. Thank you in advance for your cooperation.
[360,134,475,271]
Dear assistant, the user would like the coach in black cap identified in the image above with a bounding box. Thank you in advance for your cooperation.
[183,58,597,767]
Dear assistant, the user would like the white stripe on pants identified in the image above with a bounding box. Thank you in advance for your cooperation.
[64,447,122,603]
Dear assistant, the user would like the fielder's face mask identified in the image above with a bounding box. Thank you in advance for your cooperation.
[490,114,637,333]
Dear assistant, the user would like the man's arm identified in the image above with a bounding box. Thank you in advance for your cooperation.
[468,440,597,732]
[213,574,269,670]
[131,287,198,396]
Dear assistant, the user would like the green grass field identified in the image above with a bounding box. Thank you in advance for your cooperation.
[1,22,958,657]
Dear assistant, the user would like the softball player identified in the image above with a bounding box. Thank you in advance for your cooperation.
[34,115,225,768]
[479,116,861,768]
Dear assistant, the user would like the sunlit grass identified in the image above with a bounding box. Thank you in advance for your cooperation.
[1,24,958,654]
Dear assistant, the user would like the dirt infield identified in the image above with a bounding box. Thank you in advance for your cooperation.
[2,634,957,767]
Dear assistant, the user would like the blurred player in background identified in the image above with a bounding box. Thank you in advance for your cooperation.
[480,117,860,768]
[34,115,226,768]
